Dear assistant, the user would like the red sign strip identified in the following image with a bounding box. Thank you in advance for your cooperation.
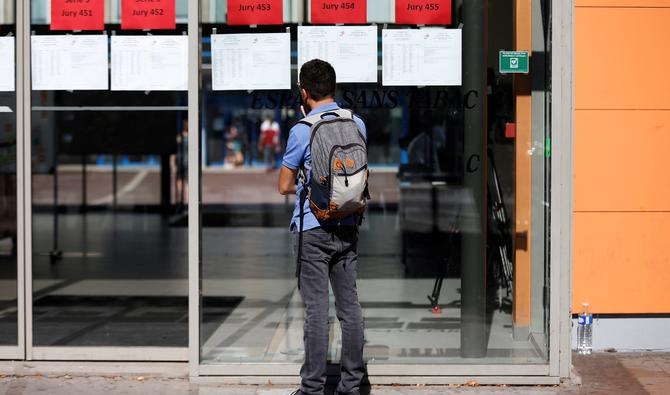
[50,0,105,31]
[311,0,367,24]
[395,0,452,25]
[227,0,284,25]
[122,0,176,30]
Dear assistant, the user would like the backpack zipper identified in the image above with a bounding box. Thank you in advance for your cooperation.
[340,153,350,187]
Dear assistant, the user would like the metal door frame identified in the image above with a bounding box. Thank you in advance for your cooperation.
[18,0,188,362]
[0,0,24,361]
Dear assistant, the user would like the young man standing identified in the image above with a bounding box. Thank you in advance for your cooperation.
[278,59,367,395]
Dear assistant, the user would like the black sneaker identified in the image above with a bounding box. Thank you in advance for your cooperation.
[288,390,306,395]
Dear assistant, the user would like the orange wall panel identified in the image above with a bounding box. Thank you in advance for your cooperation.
[575,7,670,110]
[573,212,670,314]
[575,110,670,212]
[575,4,670,314]
[514,0,532,327]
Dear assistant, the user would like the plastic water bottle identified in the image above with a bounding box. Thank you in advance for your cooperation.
[577,302,593,355]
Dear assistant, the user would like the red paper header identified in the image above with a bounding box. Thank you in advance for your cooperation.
[395,0,452,25]
[227,0,283,25]
[50,0,105,31]
[122,0,176,30]
[311,0,367,24]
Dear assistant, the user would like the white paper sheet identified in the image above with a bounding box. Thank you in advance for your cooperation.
[298,26,378,83]
[111,36,188,91]
[0,37,15,92]
[382,29,462,86]
[31,35,109,91]
[211,33,291,91]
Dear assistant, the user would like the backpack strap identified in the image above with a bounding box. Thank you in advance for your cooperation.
[295,168,308,290]
[316,108,354,121]
[296,113,323,128]
[296,108,355,128]
[330,108,355,120]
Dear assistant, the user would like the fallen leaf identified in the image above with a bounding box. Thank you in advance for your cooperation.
[466,380,478,387]
[136,376,145,381]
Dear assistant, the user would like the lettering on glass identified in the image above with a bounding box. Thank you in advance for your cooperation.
[395,0,452,25]
[250,88,455,110]
[121,0,176,30]
[311,0,367,24]
[227,0,283,25]
[50,0,105,31]
[464,90,478,109]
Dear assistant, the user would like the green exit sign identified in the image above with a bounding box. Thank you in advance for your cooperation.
[499,51,529,74]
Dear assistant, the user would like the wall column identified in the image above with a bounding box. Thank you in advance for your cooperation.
[513,0,533,340]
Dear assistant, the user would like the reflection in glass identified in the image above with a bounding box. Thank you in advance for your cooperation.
[200,2,552,366]
[30,2,189,348]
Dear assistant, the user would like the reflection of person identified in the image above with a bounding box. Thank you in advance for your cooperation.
[173,118,188,206]
[278,59,367,395]
[258,114,281,169]
[225,123,244,167]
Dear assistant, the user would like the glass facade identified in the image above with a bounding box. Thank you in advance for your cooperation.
[199,0,552,367]
[0,0,17,347]
[0,0,573,380]
[29,0,189,348]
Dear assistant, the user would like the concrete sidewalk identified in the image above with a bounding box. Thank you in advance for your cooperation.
[1,353,669,394]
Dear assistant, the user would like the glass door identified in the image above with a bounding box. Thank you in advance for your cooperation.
[197,0,553,375]
[27,0,189,359]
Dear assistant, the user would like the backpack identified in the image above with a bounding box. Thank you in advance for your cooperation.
[295,108,370,287]
[299,108,370,221]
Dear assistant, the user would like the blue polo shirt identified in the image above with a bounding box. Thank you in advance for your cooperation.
[282,102,367,232]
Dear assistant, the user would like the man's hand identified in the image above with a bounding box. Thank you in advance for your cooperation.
[278,165,298,195]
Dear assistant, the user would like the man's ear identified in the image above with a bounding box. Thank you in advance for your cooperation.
[300,88,309,101]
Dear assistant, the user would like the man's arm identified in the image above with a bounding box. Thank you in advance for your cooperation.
[279,124,305,196]
[278,165,297,195]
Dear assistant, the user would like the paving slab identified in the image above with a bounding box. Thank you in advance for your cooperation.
[1,353,670,394]
[617,353,670,395]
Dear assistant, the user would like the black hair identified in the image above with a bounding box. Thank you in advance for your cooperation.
[299,59,336,101]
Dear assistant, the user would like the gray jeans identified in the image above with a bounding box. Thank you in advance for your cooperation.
[293,226,365,395]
